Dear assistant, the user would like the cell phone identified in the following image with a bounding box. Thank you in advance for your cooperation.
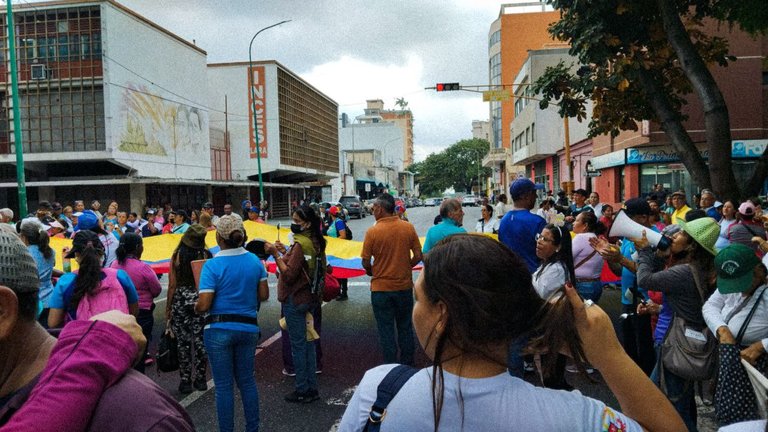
[276,222,281,242]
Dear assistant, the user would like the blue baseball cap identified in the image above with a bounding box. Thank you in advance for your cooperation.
[248,206,260,213]
[74,210,106,235]
[510,178,536,200]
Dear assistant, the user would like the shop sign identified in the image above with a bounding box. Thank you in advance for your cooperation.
[732,140,768,159]
[584,160,601,177]
[626,148,679,164]
[590,149,625,170]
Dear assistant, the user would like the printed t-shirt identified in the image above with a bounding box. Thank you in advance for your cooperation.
[199,247,267,333]
[338,364,642,432]
[362,216,421,292]
[48,270,138,319]
[498,209,547,273]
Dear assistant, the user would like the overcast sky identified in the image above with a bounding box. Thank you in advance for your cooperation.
[71,0,511,162]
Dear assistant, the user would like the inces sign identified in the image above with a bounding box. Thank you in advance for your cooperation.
[248,66,268,159]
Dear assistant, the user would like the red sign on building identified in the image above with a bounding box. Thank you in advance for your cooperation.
[248,66,268,159]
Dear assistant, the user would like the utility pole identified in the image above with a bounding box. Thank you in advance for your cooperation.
[6,3,27,216]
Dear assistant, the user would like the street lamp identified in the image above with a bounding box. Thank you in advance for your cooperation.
[249,20,290,208]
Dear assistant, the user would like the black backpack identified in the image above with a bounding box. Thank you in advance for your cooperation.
[343,221,353,240]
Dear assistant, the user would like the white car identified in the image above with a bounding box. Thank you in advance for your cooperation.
[461,196,478,207]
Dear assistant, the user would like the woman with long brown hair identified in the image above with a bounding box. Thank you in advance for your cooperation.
[339,234,684,432]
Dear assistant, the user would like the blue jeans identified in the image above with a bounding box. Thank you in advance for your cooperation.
[204,328,261,432]
[658,363,698,432]
[284,298,318,393]
[371,290,415,365]
[281,303,322,372]
[575,280,603,303]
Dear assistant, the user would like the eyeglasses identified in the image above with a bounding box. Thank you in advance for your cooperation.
[535,233,554,243]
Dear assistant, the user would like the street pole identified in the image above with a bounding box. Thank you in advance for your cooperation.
[6,3,27,217]
[563,116,573,195]
[249,20,290,209]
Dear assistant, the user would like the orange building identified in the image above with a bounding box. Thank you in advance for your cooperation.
[484,3,560,196]
[380,109,414,167]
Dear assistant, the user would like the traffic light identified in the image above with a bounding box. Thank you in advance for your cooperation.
[435,83,460,91]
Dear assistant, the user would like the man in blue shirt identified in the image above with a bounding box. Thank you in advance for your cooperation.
[498,178,547,273]
[423,199,466,253]
[699,189,722,222]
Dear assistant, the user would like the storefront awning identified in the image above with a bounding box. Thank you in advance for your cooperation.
[356,177,376,184]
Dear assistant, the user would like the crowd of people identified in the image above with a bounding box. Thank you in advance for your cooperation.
[1,181,768,431]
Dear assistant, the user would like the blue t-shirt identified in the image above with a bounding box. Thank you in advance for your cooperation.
[619,225,660,305]
[28,245,56,307]
[48,269,139,319]
[328,219,346,238]
[199,248,268,333]
[498,209,547,273]
[423,219,467,253]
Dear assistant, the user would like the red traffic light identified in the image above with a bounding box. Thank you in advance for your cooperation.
[435,82,460,92]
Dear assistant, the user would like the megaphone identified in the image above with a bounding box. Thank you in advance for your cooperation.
[609,209,671,250]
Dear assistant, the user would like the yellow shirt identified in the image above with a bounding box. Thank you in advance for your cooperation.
[672,205,691,225]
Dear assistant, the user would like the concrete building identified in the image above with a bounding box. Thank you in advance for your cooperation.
[472,120,491,142]
[484,2,562,197]
[338,120,405,198]
[0,0,338,218]
[589,24,768,204]
[510,48,592,193]
[358,99,413,167]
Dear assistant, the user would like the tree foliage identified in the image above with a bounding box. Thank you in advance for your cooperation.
[408,138,491,197]
[533,0,767,200]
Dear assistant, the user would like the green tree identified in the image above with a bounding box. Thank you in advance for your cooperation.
[533,0,768,200]
[408,138,491,196]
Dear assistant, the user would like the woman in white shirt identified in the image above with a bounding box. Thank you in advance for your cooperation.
[715,200,737,250]
[571,211,607,302]
[533,224,575,300]
[703,243,768,426]
[339,234,685,432]
[475,204,498,234]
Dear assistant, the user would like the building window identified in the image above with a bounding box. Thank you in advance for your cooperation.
[525,127,529,146]
[488,30,501,49]
[531,123,535,142]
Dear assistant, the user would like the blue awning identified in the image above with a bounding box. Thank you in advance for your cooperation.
[355,178,376,184]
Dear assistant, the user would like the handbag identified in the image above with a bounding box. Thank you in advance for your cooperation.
[156,330,179,373]
[323,266,341,302]
[661,265,717,381]
[715,287,768,425]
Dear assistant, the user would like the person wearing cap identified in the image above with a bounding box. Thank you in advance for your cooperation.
[202,202,220,225]
[423,198,466,254]
[698,189,721,222]
[166,224,212,394]
[111,233,162,373]
[703,243,768,426]
[0,225,194,431]
[47,230,139,329]
[19,219,63,327]
[498,178,547,273]
[327,205,351,301]
[670,190,691,225]
[241,199,252,219]
[247,206,265,223]
[194,214,269,431]
[75,210,119,268]
[727,201,767,256]
[590,198,659,375]
[631,216,719,430]
[141,209,163,237]
[170,210,191,234]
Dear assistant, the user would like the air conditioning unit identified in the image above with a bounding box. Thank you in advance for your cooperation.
[31,64,47,80]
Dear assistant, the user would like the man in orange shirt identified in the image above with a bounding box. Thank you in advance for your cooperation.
[362,193,422,365]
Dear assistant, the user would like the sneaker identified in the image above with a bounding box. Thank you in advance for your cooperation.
[284,390,319,403]
[336,293,348,301]
[282,368,296,377]
[316,369,322,374]
[144,356,155,366]
[178,381,193,394]
[566,364,595,374]
[523,361,535,373]
[193,378,208,392]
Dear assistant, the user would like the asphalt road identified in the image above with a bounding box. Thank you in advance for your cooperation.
[144,205,716,431]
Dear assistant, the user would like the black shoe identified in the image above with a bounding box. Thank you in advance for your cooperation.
[193,378,208,391]
[336,293,348,301]
[284,390,319,403]
[178,381,193,394]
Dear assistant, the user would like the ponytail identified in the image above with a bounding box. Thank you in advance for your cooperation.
[20,220,53,259]
[70,245,104,310]
[37,228,53,260]
[115,244,127,265]
[528,292,590,375]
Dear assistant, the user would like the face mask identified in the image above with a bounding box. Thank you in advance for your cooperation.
[290,223,305,234]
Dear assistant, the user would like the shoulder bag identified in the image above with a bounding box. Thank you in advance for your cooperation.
[363,365,419,432]
[660,264,718,382]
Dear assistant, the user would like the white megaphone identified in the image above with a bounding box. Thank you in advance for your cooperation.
[609,209,671,250]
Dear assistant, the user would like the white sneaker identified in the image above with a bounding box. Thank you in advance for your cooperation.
[282,368,296,377]
[566,364,595,374]
[523,361,535,373]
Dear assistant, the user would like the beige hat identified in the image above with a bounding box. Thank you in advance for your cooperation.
[0,224,40,295]
[216,214,245,239]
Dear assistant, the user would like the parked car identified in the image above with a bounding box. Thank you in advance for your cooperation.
[424,197,442,207]
[461,195,478,207]
[339,195,365,219]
